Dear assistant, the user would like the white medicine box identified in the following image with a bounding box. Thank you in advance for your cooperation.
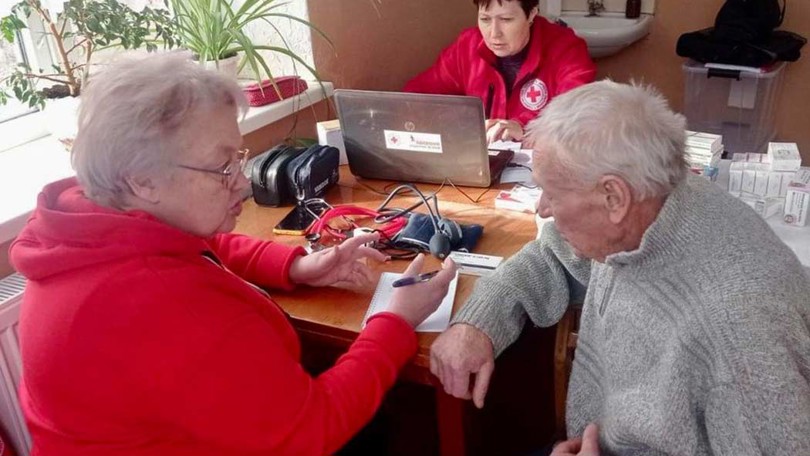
[683,60,786,156]
[316,119,347,165]
[784,168,810,226]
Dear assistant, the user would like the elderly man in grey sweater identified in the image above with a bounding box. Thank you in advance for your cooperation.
[430,81,810,456]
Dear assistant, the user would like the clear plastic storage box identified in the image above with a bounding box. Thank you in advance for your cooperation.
[682,60,786,155]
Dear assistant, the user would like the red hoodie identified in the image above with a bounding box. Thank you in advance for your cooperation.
[10,178,417,456]
[404,18,595,126]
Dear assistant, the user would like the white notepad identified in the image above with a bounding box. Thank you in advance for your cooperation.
[362,272,459,332]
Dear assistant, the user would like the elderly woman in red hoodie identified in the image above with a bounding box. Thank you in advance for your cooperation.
[10,54,456,456]
[405,0,595,143]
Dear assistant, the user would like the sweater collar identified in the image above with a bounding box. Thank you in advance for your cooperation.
[604,175,706,269]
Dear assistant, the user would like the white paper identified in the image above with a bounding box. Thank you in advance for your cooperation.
[488,140,522,152]
[363,272,459,332]
[499,148,535,184]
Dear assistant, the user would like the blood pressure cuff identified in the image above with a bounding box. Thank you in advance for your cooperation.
[392,213,483,253]
[249,144,339,206]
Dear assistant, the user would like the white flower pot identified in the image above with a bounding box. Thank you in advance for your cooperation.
[201,54,240,80]
[43,96,81,144]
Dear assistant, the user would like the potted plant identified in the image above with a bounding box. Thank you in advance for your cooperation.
[0,0,177,109]
[169,0,330,97]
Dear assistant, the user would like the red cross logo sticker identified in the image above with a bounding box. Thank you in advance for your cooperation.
[520,78,549,111]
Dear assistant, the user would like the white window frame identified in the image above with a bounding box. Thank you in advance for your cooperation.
[0,10,57,152]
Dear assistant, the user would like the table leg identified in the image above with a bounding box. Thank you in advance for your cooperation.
[435,389,466,456]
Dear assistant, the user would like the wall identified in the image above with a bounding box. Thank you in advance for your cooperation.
[308,0,810,161]
[308,0,475,91]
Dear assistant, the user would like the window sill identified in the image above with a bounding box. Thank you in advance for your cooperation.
[0,81,334,244]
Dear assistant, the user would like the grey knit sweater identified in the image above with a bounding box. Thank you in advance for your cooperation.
[454,175,810,455]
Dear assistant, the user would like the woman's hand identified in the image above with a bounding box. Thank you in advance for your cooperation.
[486,119,524,143]
[387,254,458,328]
[289,232,388,289]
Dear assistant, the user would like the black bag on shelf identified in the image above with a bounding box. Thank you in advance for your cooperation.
[676,0,806,67]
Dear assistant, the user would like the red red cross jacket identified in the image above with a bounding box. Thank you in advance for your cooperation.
[10,178,418,456]
[404,18,596,126]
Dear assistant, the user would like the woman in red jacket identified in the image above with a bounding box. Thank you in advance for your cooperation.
[405,0,595,143]
[10,54,456,456]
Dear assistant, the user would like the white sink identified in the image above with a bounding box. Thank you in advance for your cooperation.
[559,12,653,58]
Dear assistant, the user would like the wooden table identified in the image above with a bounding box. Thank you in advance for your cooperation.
[235,167,553,455]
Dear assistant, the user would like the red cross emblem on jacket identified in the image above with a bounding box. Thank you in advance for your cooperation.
[520,78,549,111]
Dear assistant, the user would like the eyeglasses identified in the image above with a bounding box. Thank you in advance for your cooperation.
[177,149,250,188]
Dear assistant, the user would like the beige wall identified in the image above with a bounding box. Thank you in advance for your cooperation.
[309,0,810,161]
[309,0,476,91]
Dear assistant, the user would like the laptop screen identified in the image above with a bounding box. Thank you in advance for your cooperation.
[335,90,508,188]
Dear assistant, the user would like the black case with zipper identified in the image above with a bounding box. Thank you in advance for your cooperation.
[285,144,340,202]
[248,144,339,207]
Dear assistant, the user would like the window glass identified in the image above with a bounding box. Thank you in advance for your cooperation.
[0,35,36,123]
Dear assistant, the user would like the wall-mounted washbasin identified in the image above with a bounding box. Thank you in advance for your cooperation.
[559,12,653,58]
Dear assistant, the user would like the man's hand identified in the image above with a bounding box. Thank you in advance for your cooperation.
[430,323,495,408]
[551,424,601,456]
[289,232,387,289]
[486,119,524,143]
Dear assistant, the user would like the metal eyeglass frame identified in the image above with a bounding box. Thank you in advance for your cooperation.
[176,149,250,188]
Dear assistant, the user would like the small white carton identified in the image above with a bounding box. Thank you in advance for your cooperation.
[316,119,347,165]
[741,164,757,194]
[767,142,802,172]
[685,130,722,152]
[753,164,770,197]
[779,171,795,196]
[783,168,810,226]
[739,195,785,219]
[766,172,782,197]
[728,161,744,193]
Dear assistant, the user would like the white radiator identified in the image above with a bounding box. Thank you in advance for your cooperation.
[0,273,30,456]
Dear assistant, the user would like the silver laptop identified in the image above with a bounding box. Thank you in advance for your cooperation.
[334,90,513,188]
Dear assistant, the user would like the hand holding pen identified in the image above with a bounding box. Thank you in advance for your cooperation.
[392,270,440,287]
[386,254,457,328]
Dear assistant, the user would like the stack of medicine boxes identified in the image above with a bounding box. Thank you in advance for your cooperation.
[685,131,723,177]
[728,142,805,223]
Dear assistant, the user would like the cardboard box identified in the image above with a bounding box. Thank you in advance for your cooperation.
[685,130,722,152]
[767,142,802,172]
[316,119,347,165]
[739,195,784,219]
[741,164,756,194]
[728,162,743,193]
[783,168,810,226]
[766,172,783,197]
[779,171,796,196]
[753,164,769,196]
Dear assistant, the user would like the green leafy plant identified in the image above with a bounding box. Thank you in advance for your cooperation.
[169,0,331,92]
[0,0,177,109]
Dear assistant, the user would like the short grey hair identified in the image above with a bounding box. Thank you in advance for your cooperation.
[71,52,248,206]
[526,80,688,200]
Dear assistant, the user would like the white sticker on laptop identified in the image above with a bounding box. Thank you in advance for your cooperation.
[384,130,443,154]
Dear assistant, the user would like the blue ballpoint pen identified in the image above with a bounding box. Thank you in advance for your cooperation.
[391,270,440,288]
